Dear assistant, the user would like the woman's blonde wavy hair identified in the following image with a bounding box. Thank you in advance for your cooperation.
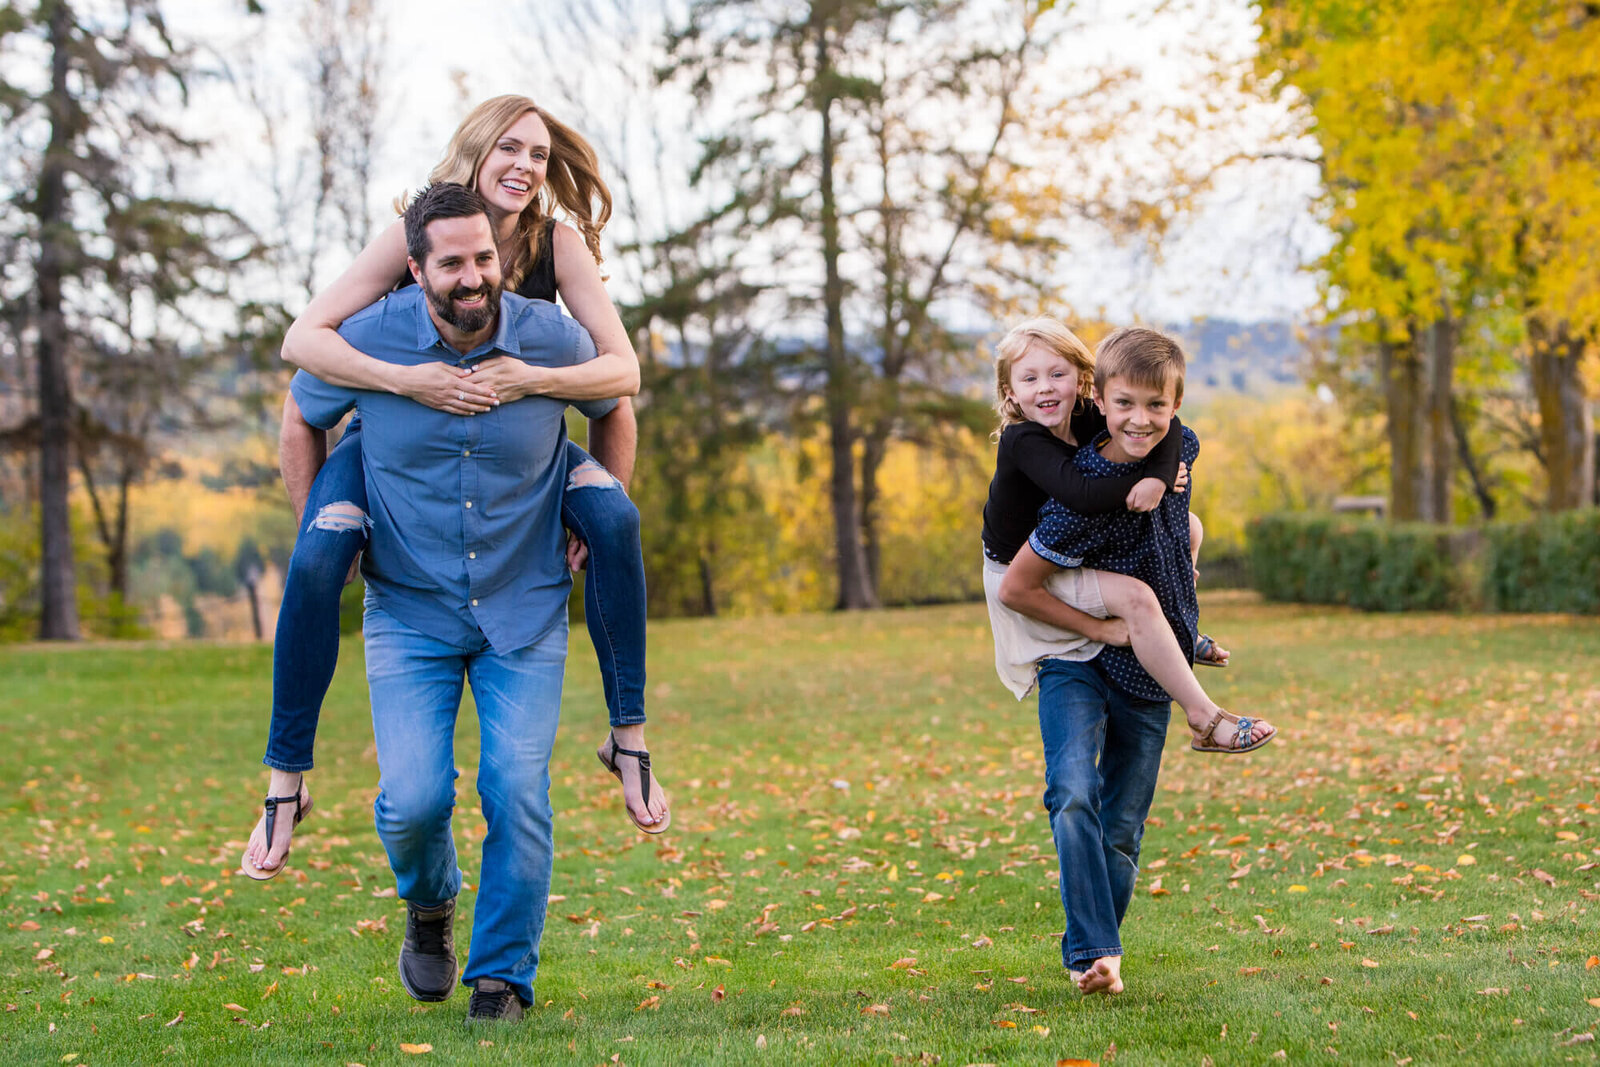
[394,95,613,290]
[991,317,1096,438]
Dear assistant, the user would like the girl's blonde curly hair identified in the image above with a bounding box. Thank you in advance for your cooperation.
[992,317,1095,437]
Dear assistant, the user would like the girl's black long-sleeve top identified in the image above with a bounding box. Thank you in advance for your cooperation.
[981,403,1184,564]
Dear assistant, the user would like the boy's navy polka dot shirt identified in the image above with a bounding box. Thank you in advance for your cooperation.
[1028,425,1201,703]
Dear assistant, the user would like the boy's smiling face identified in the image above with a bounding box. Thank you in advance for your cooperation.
[1093,373,1181,464]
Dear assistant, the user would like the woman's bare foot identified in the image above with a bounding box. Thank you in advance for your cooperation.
[1076,956,1124,995]
[241,769,311,878]
[597,726,670,832]
[1188,708,1276,753]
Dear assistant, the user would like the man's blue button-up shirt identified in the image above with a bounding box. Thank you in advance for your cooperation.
[1029,425,1201,703]
[290,287,616,655]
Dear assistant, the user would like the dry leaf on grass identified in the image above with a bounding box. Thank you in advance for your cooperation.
[398,1043,432,1054]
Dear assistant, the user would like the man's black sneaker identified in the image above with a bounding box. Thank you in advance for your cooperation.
[466,978,525,1023]
[397,899,457,1002]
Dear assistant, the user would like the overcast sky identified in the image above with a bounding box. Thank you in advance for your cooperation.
[162,0,1326,325]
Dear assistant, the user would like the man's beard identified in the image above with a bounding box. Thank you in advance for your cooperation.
[422,274,501,334]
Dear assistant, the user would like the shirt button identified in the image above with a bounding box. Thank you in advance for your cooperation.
[469,551,476,559]
[464,501,473,509]
[463,449,471,457]
[471,598,479,606]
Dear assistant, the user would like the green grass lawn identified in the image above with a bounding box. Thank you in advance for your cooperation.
[3,596,1599,1065]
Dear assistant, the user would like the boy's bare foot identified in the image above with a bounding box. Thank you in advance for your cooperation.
[597,727,671,834]
[1189,709,1275,754]
[241,770,311,879]
[1076,956,1124,995]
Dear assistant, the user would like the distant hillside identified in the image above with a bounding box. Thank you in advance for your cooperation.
[1169,318,1329,398]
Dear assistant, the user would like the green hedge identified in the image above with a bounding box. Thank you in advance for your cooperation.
[1483,509,1600,614]
[1247,513,1460,612]
[1249,509,1600,614]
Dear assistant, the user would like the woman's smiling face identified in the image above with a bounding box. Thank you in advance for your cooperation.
[475,111,550,219]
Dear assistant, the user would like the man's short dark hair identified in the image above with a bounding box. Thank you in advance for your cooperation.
[404,182,491,264]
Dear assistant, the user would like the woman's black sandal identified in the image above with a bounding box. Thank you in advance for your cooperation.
[597,733,671,835]
[240,778,311,881]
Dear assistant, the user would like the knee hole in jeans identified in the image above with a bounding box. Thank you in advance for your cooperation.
[309,501,370,534]
[566,459,622,492]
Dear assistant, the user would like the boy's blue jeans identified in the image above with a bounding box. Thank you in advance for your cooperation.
[363,604,564,1006]
[263,426,647,772]
[1035,658,1170,972]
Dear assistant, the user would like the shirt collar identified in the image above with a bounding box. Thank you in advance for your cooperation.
[410,290,524,364]
[1081,431,1143,473]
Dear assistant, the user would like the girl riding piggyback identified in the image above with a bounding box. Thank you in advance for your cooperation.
[980,317,1273,754]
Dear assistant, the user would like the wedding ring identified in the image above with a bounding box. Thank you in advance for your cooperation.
[457,391,465,401]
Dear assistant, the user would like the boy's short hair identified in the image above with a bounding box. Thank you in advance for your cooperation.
[1093,327,1186,404]
[403,182,491,265]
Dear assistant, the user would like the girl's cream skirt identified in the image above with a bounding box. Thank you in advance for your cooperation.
[982,553,1106,700]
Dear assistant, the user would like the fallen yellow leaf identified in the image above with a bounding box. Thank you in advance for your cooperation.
[1361,959,1380,968]
[222,1003,248,1014]
[1586,956,1599,970]
[1456,854,1476,867]
[398,1043,432,1054]
[1288,885,1308,893]
[993,1019,1017,1028]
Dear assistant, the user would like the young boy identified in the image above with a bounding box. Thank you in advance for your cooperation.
[999,326,1262,996]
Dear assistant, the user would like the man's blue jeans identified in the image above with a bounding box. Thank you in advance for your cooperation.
[264,428,646,772]
[363,604,566,1006]
[1035,658,1170,972]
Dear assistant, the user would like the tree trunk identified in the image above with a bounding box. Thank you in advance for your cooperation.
[815,15,877,610]
[35,1,81,639]
[1380,330,1426,522]
[244,574,263,640]
[1448,394,1496,520]
[697,550,717,618]
[1528,320,1596,511]
[859,429,886,594]
[1422,317,1456,523]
